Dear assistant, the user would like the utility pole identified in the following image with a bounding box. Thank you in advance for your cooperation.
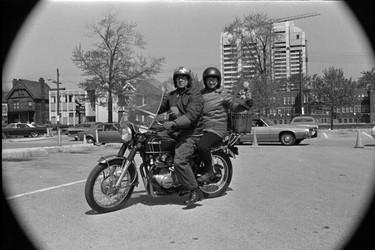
[56,68,61,146]
[299,51,303,115]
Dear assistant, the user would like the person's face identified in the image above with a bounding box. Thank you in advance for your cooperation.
[206,77,218,89]
[175,76,189,89]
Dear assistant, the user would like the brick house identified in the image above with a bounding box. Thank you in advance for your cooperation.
[4,78,50,124]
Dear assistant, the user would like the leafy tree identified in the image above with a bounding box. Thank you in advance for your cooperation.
[311,67,357,130]
[357,68,375,89]
[72,11,165,122]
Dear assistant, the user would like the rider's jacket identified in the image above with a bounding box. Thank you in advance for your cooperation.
[159,86,204,137]
[200,87,246,138]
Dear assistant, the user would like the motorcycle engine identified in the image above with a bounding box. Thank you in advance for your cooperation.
[151,153,175,189]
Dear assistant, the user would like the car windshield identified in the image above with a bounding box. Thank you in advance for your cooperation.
[261,118,275,126]
[293,117,315,123]
[119,81,164,132]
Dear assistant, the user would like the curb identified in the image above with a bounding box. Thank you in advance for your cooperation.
[2,144,96,160]
[2,143,121,160]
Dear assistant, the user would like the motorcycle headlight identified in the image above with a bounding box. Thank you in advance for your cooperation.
[120,125,132,142]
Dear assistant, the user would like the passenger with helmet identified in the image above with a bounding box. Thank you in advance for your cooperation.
[196,67,252,184]
[158,66,205,205]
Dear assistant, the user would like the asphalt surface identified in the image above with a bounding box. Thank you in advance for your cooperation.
[2,129,375,250]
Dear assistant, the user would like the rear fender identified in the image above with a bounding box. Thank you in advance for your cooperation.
[211,145,238,158]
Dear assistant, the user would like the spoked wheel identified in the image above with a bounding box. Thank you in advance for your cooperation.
[84,159,136,213]
[199,152,232,199]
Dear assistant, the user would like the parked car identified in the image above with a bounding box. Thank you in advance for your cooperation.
[290,116,319,138]
[76,122,121,144]
[238,118,313,146]
[2,123,47,139]
[42,123,70,131]
[63,122,97,136]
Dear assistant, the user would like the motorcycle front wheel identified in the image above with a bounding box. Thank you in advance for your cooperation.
[84,159,136,213]
[199,152,232,199]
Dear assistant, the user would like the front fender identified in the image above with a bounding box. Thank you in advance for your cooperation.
[98,155,137,172]
[98,154,125,164]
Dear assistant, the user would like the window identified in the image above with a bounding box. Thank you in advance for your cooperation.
[296,35,300,39]
[13,102,19,109]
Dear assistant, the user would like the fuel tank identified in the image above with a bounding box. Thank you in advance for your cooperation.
[143,135,177,153]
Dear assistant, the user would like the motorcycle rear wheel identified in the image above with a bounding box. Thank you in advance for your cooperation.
[84,159,136,213]
[199,152,232,199]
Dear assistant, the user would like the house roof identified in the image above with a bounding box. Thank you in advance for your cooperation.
[5,79,51,100]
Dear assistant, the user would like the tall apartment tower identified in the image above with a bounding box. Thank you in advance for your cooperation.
[220,21,307,90]
[272,21,306,80]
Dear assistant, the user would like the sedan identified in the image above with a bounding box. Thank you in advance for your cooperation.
[290,116,319,138]
[76,122,121,144]
[2,123,47,139]
[63,122,97,136]
[238,118,313,146]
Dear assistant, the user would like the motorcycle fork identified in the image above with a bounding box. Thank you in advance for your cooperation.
[114,145,138,188]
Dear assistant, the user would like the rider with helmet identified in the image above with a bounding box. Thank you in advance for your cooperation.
[158,66,204,205]
[196,67,252,183]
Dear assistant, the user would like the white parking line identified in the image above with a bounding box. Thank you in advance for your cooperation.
[6,179,86,200]
[362,132,373,139]
[323,132,328,139]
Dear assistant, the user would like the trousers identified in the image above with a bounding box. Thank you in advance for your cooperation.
[174,135,201,191]
[196,131,222,172]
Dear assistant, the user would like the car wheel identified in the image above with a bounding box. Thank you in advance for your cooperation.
[30,132,39,138]
[2,132,7,139]
[86,136,96,144]
[280,132,295,146]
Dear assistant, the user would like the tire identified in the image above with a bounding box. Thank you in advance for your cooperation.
[30,131,39,138]
[2,132,7,139]
[84,159,136,213]
[280,132,296,146]
[199,152,233,199]
[86,136,95,144]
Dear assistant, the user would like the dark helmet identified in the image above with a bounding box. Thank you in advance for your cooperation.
[173,66,192,88]
[202,67,221,89]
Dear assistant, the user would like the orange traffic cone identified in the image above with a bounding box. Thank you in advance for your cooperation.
[354,130,364,148]
[252,130,259,147]
[83,134,87,144]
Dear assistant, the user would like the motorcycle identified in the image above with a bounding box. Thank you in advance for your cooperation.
[84,82,248,213]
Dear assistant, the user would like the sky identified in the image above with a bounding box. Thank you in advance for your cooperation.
[2,0,375,92]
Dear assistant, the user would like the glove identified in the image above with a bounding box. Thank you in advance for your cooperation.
[163,121,176,130]
[245,99,253,108]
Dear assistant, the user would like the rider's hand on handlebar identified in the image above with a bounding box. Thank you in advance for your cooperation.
[163,121,176,130]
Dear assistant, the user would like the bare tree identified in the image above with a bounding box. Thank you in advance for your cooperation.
[312,67,357,130]
[72,11,165,122]
[223,13,274,78]
[224,14,276,115]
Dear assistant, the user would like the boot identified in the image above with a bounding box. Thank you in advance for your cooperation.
[184,188,203,205]
[197,171,214,184]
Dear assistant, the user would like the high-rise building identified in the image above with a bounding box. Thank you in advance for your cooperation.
[220,21,307,90]
[272,21,306,80]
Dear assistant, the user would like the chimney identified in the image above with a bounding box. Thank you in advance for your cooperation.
[12,79,18,87]
[39,78,45,99]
